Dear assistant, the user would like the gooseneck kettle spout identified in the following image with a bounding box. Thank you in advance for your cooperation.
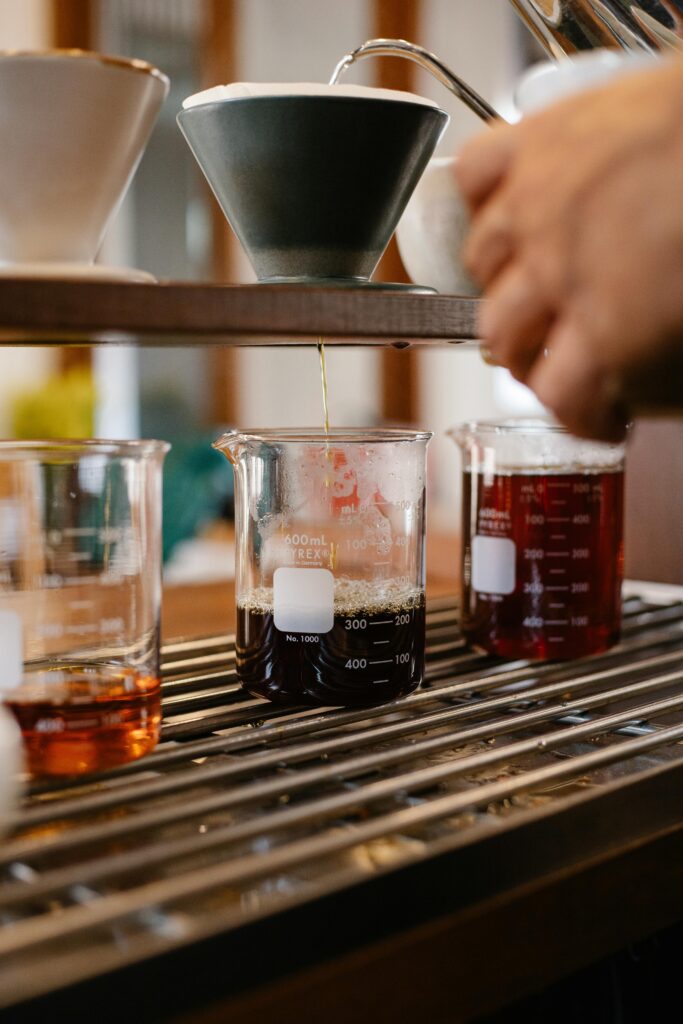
[329,38,506,124]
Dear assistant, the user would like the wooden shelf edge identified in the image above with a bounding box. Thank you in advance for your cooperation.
[0,278,481,346]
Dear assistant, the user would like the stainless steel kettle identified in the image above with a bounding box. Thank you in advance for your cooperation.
[508,1,683,57]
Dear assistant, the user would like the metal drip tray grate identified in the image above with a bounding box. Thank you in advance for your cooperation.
[3,591,683,1018]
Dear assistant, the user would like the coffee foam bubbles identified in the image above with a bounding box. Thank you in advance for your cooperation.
[182,82,439,110]
[239,577,425,616]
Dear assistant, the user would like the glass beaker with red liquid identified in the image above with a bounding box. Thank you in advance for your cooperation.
[448,420,625,660]
[213,428,431,707]
[0,440,169,777]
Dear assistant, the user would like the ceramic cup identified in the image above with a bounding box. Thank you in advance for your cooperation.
[396,155,479,297]
[0,51,169,270]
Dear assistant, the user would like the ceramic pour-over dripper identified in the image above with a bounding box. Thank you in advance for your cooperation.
[0,51,168,278]
[177,82,449,288]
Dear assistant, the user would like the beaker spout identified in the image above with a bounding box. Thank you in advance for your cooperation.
[445,424,470,450]
[212,431,241,465]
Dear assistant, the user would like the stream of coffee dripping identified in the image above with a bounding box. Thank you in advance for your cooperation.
[317,338,338,571]
[318,337,330,436]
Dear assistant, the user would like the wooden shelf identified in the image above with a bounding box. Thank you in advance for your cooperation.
[0,278,479,346]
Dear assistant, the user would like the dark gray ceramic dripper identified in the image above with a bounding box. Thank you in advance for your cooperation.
[177,38,507,288]
[177,92,449,288]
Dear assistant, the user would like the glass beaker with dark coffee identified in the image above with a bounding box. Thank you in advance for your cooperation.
[213,428,431,707]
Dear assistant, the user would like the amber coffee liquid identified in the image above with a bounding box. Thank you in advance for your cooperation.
[462,468,624,660]
[6,664,161,777]
[318,337,330,436]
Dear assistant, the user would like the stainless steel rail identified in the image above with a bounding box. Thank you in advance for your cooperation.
[2,593,683,1012]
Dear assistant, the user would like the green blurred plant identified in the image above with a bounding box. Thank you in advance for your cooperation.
[11,367,96,438]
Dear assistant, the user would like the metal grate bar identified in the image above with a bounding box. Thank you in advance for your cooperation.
[3,678,683,912]
[16,645,683,833]
[25,610,683,800]
[3,592,683,1012]
[3,713,683,962]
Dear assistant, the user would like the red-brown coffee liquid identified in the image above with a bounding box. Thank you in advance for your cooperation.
[461,469,624,660]
[6,664,161,777]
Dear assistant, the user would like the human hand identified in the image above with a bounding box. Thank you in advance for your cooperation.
[455,59,683,441]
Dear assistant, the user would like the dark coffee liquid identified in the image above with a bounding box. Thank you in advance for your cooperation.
[462,469,624,660]
[237,592,425,706]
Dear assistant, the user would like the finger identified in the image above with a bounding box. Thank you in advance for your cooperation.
[454,124,517,212]
[477,264,554,381]
[526,319,629,442]
[462,199,515,288]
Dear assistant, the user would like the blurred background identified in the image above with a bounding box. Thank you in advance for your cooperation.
[0,0,543,583]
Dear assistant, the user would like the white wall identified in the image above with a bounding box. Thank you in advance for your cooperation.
[417,0,523,150]
[0,0,57,436]
[0,0,50,49]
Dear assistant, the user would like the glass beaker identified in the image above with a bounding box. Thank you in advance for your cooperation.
[214,428,431,706]
[0,440,169,776]
[448,420,625,661]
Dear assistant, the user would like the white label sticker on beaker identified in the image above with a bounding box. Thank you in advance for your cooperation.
[273,567,334,634]
[0,611,22,692]
[472,535,516,595]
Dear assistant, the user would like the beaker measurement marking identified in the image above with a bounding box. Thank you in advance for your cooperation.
[284,533,326,547]
[63,527,96,537]
[547,483,571,488]
[67,551,92,562]
[549,603,566,609]
[547,552,569,557]
[369,659,393,665]
[369,620,393,626]
[548,517,570,523]
[548,636,565,642]
[374,501,414,511]
[549,569,566,575]
[550,534,566,540]
[35,718,64,733]
[373,640,391,645]
[546,619,568,625]
[547,585,569,591]
[551,500,568,506]
[372,679,390,685]
[375,561,391,566]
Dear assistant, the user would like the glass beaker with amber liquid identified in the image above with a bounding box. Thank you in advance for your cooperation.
[0,440,169,777]
[449,419,625,660]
